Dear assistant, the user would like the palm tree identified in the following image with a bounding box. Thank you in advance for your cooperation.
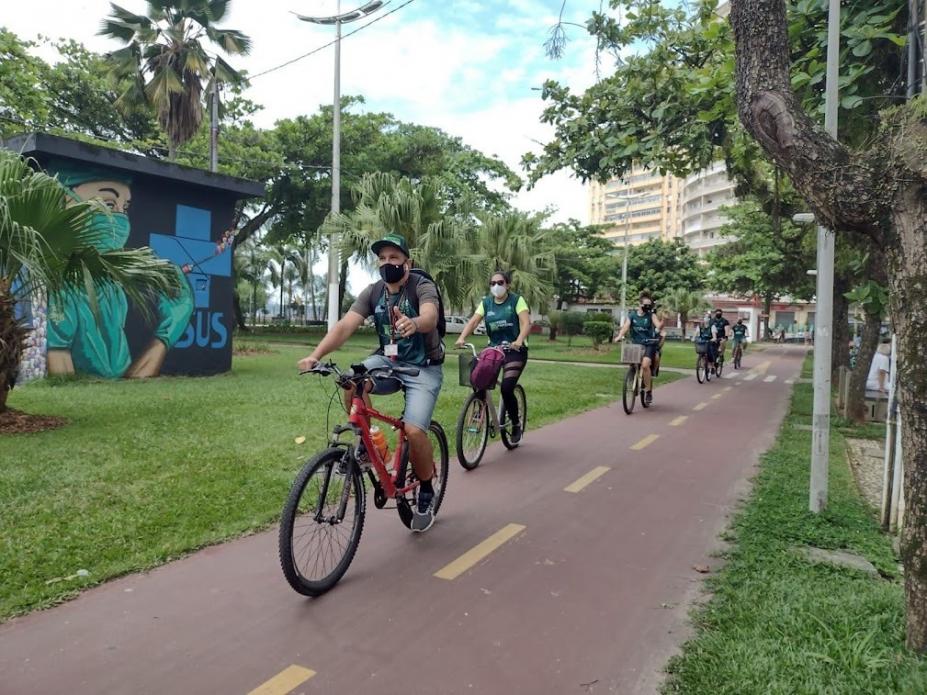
[100,0,252,159]
[0,150,181,412]
[664,288,709,338]
[233,235,270,326]
[334,173,469,305]
[460,212,556,311]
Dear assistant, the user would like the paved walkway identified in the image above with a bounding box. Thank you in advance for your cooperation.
[0,347,804,694]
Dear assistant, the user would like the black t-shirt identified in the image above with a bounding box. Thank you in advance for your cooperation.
[711,317,730,340]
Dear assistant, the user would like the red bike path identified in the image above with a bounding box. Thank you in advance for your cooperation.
[0,347,804,694]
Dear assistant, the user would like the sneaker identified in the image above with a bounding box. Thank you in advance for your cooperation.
[411,488,435,533]
[510,422,522,444]
[645,390,653,405]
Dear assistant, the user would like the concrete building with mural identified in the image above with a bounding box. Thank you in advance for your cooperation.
[4,133,264,381]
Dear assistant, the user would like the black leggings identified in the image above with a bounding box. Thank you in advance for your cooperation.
[499,350,527,425]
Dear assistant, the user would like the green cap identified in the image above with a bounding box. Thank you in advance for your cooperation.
[371,233,410,258]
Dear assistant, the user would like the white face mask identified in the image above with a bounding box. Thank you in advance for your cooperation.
[490,283,507,298]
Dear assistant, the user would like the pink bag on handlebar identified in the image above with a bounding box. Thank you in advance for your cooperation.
[469,346,505,390]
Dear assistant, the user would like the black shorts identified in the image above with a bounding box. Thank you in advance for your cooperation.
[639,343,659,361]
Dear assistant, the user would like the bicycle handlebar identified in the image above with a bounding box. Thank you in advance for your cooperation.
[457,341,522,358]
[300,361,420,381]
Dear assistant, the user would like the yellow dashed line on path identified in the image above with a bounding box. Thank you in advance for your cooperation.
[693,402,709,411]
[631,434,659,450]
[724,387,732,392]
[670,416,688,427]
[435,524,526,581]
[711,393,723,400]
[564,466,611,493]
[247,665,316,695]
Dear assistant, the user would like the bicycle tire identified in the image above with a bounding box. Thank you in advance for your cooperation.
[456,392,489,470]
[622,365,637,414]
[696,356,705,384]
[278,448,365,597]
[398,421,450,529]
[501,384,527,450]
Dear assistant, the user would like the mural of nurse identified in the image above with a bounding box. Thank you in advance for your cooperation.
[46,167,194,379]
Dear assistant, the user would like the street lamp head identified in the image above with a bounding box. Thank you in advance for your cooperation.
[792,212,816,224]
[296,0,385,24]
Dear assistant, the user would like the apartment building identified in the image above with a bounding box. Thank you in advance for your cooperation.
[587,166,680,248]
[677,160,738,257]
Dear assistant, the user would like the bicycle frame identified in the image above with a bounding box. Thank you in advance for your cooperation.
[335,380,419,501]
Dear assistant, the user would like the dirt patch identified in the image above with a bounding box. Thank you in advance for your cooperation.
[233,344,275,356]
[846,437,885,511]
[0,408,68,435]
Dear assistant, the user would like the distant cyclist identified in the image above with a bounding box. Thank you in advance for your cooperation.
[615,291,663,405]
[732,319,748,353]
[456,270,531,443]
[695,314,719,371]
[711,308,731,372]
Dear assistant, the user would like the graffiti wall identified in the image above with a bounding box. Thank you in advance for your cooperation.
[5,133,262,380]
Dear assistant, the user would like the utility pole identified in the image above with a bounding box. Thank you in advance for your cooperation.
[209,71,219,173]
[297,1,385,332]
[809,0,840,513]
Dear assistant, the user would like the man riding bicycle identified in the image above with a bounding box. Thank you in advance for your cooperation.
[614,291,663,405]
[297,233,443,532]
[456,270,531,443]
[732,319,748,353]
[696,314,719,370]
[710,308,731,373]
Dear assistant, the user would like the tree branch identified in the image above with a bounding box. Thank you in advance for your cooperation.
[730,0,891,240]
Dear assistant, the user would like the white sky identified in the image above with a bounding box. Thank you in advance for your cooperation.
[4,0,610,292]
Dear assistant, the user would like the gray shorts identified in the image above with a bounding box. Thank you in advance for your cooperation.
[362,354,443,432]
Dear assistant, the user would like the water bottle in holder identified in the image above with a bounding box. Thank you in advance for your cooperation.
[370,426,390,465]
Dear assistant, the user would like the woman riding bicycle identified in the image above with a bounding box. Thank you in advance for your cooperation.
[614,291,663,404]
[456,270,531,443]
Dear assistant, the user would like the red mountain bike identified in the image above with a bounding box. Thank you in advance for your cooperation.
[278,361,449,596]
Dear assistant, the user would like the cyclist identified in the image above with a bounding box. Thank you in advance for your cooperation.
[297,233,443,532]
[695,314,719,371]
[614,291,663,405]
[732,319,748,355]
[711,308,731,373]
[456,270,530,443]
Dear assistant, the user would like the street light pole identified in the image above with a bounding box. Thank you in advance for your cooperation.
[614,191,651,324]
[809,0,840,513]
[297,1,385,331]
[328,3,342,331]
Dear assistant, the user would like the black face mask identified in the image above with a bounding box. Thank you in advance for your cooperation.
[641,304,653,313]
[379,263,406,284]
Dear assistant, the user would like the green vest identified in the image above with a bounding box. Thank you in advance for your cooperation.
[483,293,522,346]
[629,311,655,344]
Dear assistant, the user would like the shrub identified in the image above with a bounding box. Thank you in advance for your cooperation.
[584,320,613,349]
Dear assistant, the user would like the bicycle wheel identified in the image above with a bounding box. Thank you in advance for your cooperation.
[622,365,637,414]
[278,448,365,597]
[398,421,450,529]
[456,392,489,470]
[501,385,527,450]
[716,354,724,378]
[696,355,706,384]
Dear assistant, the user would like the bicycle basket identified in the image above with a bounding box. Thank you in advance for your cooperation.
[620,343,644,364]
[695,340,709,355]
[458,353,475,387]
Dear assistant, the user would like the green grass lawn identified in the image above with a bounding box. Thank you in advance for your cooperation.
[0,344,682,621]
[239,328,713,370]
[663,372,927,692]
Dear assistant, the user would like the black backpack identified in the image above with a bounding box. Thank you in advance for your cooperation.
[368,268,447,338]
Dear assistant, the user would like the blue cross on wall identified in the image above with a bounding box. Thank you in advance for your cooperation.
[150,205,231,309]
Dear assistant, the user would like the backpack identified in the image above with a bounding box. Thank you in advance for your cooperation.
[470,346,506,390]
[368,269,447,338]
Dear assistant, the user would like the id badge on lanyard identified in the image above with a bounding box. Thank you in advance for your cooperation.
[384,287,403,360]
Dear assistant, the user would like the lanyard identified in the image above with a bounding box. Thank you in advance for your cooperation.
[382,284,408,340]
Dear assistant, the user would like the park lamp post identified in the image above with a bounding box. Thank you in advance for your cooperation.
[607,190,654,324]
[297,1,385,331]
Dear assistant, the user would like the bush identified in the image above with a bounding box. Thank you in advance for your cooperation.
[584,312,614,323]
[560,311,586,346]
[584,320,613,349]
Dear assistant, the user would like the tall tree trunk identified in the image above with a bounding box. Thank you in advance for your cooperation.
[308,249,317,322]
[763,292,774,340]
[731,0,927,651]
[338,258,349,318]
[832,270,851,379]
[845,311,881,423]
[232,290,248,332]
[250,282,258,326]
[0,292,27,414]
[680,311,688,338]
